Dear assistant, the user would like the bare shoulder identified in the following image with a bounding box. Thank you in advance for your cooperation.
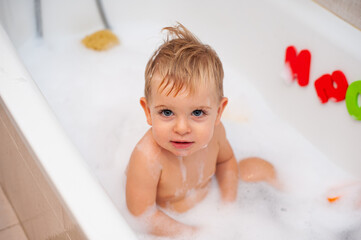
[128,129,162,171]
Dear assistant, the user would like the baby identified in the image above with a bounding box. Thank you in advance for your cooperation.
[126,23,277,236]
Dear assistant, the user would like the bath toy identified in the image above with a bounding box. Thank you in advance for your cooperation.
[82,29,119,51]
[326,181,361,205]
[327,196,341,203]
[284,45,361,121]
[285,46,311,87]
[314,70,349,103]
[345,80,361,120]
[81,0,119,51]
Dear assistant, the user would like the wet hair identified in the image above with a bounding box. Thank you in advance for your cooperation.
[144,23,224,101]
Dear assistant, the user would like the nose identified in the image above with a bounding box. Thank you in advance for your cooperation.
[173,117,191,135]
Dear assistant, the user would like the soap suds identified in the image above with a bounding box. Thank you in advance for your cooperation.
[197,160,205,185]
[178,157,187,183]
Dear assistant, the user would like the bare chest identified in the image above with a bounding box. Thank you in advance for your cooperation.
[156,146,218,204]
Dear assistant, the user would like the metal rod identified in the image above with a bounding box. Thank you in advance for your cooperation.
[95,0,111,29]
[34,0,43,37]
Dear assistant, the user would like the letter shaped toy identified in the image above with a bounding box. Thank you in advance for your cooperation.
[345,80,361,121]
[285,46,311,87]
[314,70,349,103]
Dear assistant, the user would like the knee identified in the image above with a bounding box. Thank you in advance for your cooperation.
[238,157,276,183]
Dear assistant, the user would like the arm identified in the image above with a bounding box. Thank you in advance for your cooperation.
[126,143,196,236]
[215,123,239,202]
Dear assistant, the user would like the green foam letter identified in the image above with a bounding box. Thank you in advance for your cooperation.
[345,80,361,121]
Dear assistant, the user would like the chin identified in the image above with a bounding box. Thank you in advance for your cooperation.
[166,146,192,157]
[174,151,191,157]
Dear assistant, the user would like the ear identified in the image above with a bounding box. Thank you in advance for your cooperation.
[215,97,228,126]
[140,97,152,126]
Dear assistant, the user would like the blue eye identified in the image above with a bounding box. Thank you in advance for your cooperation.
[192,110,204,117]
[161,109,173,117]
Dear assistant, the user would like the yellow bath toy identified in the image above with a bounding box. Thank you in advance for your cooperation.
[81,0,119,51]
[82,29,119,51]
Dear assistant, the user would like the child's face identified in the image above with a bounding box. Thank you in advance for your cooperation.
[141,75,228,157]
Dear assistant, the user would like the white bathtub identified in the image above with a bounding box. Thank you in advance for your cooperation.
[0,0,360,239]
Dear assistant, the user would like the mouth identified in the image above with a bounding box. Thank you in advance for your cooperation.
[170,141,195,149]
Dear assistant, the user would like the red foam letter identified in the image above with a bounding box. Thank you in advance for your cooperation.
[285,46,311,87]
[314,70,349,104]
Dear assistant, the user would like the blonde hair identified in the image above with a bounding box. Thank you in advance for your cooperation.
[144,23,224,101]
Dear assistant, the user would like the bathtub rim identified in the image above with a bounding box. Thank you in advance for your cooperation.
[0,25,137,240]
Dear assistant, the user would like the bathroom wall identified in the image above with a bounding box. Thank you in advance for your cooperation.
[0,0,34,48]
[314,0,361,30]
[0,99,87,240]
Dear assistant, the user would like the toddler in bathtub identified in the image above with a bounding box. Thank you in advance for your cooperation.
[126,23,278,236]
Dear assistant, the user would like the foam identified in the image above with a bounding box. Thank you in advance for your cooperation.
[18,24,361,239]
[178,157,187,183]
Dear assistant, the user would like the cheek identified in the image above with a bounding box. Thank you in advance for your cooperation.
[193,121,215,142]
[151,118,171,142]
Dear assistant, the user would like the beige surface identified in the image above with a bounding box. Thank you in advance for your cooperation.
[0,186,28,240]
[0,186,18,231]
[0,100,87,240]
[0,225,28,240]
[314,0,361,30]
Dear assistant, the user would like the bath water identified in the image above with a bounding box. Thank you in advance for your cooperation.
[18,24,361,240]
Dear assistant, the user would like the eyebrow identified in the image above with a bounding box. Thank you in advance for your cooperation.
[154,105,212,110]
[196,106,212,110]
[155,105,168,109]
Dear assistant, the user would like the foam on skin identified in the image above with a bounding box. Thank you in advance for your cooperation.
[178,157,187,183]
